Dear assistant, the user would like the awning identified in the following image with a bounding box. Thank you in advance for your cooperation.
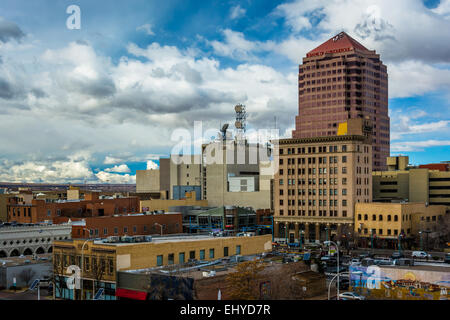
[116,288,147,300]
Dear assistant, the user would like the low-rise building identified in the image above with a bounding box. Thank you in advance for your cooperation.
[0,254,52,289]
[373,156,450,211]
[115,258,326,300]
[53,212,183,239]
[52,234,272,300]
[354,202,447,249]
[7,192,139,224]
[0,223,72,258]
[349,263,450,300]
[139,191,208,213]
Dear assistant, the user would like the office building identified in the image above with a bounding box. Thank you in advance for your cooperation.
[293,32,389,171]
[274,118,373,243]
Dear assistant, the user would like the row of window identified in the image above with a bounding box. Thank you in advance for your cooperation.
[282,188,347,196]
[82,223,179,237]
[361,228,410,236]
[156,246,242,266]
[54,253,115,275]
[280,199,348,207]
[281,210,345,217]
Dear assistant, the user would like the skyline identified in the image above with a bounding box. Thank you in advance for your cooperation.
[0,0,449,183]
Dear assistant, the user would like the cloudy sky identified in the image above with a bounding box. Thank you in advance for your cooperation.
[0,0,449,184]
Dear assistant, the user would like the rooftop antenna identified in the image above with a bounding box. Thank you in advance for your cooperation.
[235,104,247,143]
[220,123,229,141]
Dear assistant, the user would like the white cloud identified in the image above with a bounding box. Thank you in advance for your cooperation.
[0,155,94,183]
[104,164,131,173]
[146,160,159,170]
[104,156,122,165]
[389,61,450,98]
[207,29,275,61]
[432,0,450,19]
[136,23,155,36]
[95,171,136,184]
[230,5,246,20]
[391,140,450,152]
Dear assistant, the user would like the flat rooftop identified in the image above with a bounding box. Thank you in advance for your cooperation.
[94,234,245,246]
[0,254,52,268]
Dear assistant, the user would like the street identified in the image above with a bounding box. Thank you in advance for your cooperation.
[0,289,52,300]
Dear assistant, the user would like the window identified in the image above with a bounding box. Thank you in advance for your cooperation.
[358,214,361,220]
[109,259,114,274]
[342,167,347,174]
[114,227,118,235]
[364,214,368,221]
[372,215,376,221]
[103,228,108,235]
[168,253,174,265]
[379,229,383,235]
[209,248,215,259]
[236,245,241,255]
[179,252,185,264]
[200,250,205,261]
[84,257,90,271]
[394,215,398,222]
[224,247,229,257]
[123,227,128,234]
[379,215,383,221]
[342,156,347,163]
[387,215,391,221]
[157,255,163,266]
[189,251,196,260]
[133,226,137,234]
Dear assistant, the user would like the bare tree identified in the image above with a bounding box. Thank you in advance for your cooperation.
[225,260,265,300]
[18,268,37,287]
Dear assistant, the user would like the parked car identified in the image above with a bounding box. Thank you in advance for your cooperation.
[359,252,375,259]
[394,258,414,266]
[444,253,450,264]
[391,251,404,260]
[350,258,361,266]
[338,292,366,300]
[412,251,432,259]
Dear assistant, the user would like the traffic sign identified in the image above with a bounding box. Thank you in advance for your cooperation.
[29,279,40,290]
[94,288,104,300]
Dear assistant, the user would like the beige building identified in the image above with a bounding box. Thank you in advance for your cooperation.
[373,156,450,210]
[52,234,272,300]
[169,154,202,200]
[354,202,447,249]
[201,140,273,210]
[139,191,208,213]
[274,118,373,243]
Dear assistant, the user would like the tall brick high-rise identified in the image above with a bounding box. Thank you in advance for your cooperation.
[293,32,390,171]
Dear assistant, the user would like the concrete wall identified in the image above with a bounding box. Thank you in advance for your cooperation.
[0,262,52,288]
[136,170,160,193]
[140,198,208,213]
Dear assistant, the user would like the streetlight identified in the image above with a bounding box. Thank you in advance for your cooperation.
[419,231,423,251]
[299,230,304,250]
[154,223,163,236]
[324,241,340,300]
[328,271,350,300]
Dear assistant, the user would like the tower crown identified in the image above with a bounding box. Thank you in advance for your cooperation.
[306,32,372,58]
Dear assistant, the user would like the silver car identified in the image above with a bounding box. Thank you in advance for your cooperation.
[339,292,366,300]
